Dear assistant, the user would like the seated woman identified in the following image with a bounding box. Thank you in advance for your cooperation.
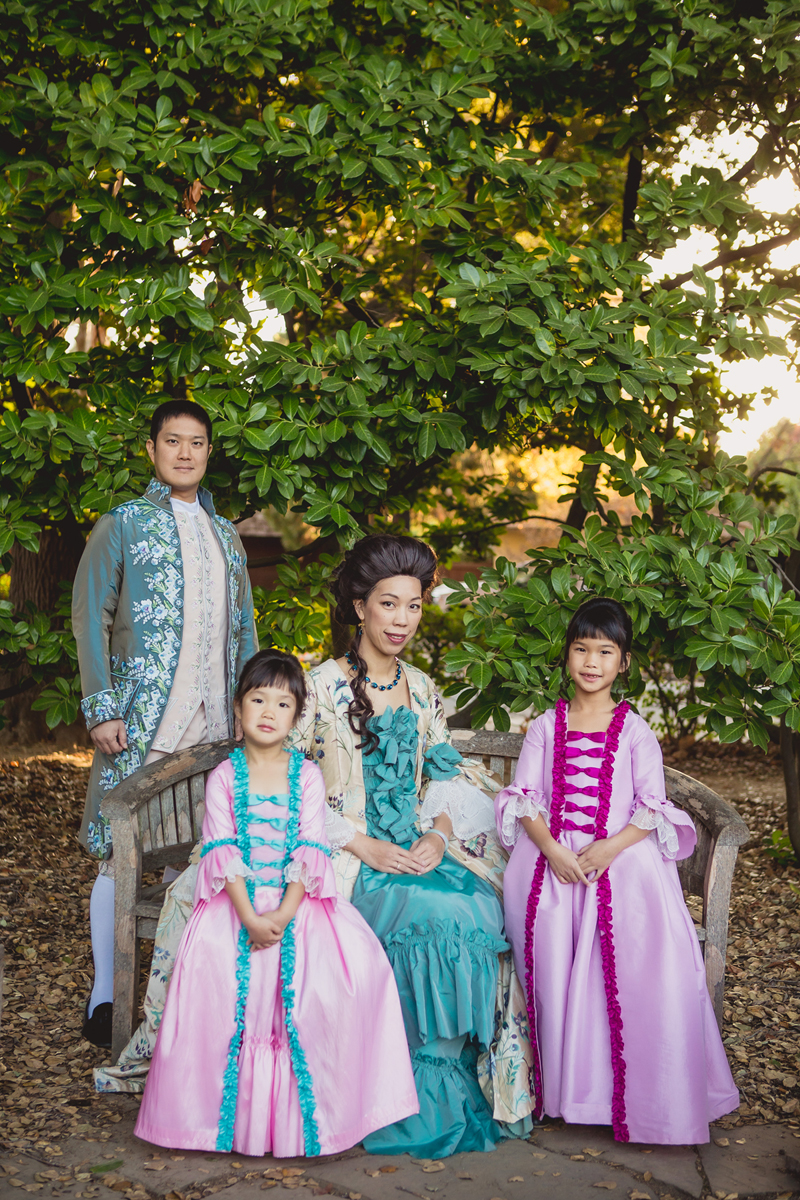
[289,534,532,1157]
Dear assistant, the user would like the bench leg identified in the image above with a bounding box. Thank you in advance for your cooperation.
[703,842,739,1032]
[113,866,141,1062]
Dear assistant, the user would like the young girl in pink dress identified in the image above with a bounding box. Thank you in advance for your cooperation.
[135,649,418,1157]
[496,597,738,1145]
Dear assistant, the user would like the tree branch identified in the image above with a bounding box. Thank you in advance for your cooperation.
[246,533,336,570]
[745,464,800,494]
[660,223,800,291]
[0,676,37,702]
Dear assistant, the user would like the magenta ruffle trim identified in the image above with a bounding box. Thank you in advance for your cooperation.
[523,697,631,1140]
[593,699,630,1142]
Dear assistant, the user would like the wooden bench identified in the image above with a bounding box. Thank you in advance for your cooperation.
[104,731,749,1059]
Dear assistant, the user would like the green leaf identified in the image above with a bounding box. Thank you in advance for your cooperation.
[534,328,556,357]
[91,74,114,105]
[307,104,328,136]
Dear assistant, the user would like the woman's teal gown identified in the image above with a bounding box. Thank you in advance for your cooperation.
[351,706,508,1158]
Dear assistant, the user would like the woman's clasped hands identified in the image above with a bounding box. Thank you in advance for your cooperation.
[353,829,448,875]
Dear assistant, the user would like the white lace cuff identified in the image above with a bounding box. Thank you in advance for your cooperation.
[419,776,496,843]
[325,807,357,851]
[499,791,548,847]
[211,854,259,894]
[631,803,680,859]
[284,859,323,896]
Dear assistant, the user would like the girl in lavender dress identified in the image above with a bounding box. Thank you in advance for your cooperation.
[496,597,738,1145]
[134,650,417,1157]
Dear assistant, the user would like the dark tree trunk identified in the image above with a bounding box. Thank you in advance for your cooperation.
[329,604,352,660]
[1,512,87,744]
[780,538,800,859]
[779,718,800,862]
[565,436,602,530]
[622,149,643,241]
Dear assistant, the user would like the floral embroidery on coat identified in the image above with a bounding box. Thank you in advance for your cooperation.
[74,478,258,859]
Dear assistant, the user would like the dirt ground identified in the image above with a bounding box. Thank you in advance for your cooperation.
[0,744,798,1159]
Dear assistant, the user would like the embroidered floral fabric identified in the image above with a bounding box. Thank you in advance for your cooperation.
[74,478,257,858]
[285,659,534,1130]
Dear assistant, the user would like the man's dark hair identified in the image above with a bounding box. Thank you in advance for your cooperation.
[150,399,213,444]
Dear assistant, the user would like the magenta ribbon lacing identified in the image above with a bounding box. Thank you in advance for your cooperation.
[523,697,631,1141]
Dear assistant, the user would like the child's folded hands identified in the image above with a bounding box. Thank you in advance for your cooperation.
[245,910,289,950]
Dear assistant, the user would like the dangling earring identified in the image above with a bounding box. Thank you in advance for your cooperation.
[358,621,365,637]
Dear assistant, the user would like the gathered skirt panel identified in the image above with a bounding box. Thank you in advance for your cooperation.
[135,887,418,1157]
[503,831,739,1145]
[352,853,507,1157]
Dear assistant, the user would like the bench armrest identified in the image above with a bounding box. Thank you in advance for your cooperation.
[103,739,237,822]
[664,766,750,847]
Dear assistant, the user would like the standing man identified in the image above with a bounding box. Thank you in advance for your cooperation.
[73,399,257,1047]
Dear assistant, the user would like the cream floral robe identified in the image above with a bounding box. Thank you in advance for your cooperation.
[288,659,533,1127]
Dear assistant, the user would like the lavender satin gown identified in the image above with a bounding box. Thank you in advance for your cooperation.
[135,750,418,1156]
[496,702,738,1145]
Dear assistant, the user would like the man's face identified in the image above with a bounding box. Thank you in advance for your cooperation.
[145,416,211,495]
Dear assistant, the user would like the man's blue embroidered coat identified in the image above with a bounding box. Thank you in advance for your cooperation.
[73,478,258,858]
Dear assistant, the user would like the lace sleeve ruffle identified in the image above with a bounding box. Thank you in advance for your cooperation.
[285,841,337,901]
[631,795,697,861]
[325,806,357,851]
[195,848,258,903]
[419,776,496,842]
[494,783,549,849]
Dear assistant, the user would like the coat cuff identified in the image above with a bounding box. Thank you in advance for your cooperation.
[81,689,124,731]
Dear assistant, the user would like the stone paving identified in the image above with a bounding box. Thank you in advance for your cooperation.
[2,1102,799,1200]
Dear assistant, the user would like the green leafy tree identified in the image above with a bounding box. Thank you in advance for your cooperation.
[2,0,800,793]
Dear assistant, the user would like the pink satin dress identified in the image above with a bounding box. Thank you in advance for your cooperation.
[496,702,738,1145]
[135,753,418,1156]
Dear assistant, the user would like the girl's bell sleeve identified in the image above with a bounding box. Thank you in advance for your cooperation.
[195,760,257,902]
[418,688,497,841]
[629,721,697,861]
[494,715,549,849]
[284,760,338,901]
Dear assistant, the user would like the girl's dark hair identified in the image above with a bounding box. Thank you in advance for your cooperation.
[564,597,632,668]
[333,534,439,753]
[235,649,307,724]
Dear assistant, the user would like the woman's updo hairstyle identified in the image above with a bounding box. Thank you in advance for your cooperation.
[564,596,632,674]
[333,534,439,752]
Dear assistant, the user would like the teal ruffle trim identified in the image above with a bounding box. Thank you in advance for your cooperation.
[363,706,421,844]
[381,918,506,1049]
[279,749,321,1157]
[422,740,462,781]
[214,747,321,1156]
[216,748,255,1152]
[363,1042,501,1158]
[201,837,238,857]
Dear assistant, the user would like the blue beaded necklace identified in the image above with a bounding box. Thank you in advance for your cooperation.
[346,650,402,692]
